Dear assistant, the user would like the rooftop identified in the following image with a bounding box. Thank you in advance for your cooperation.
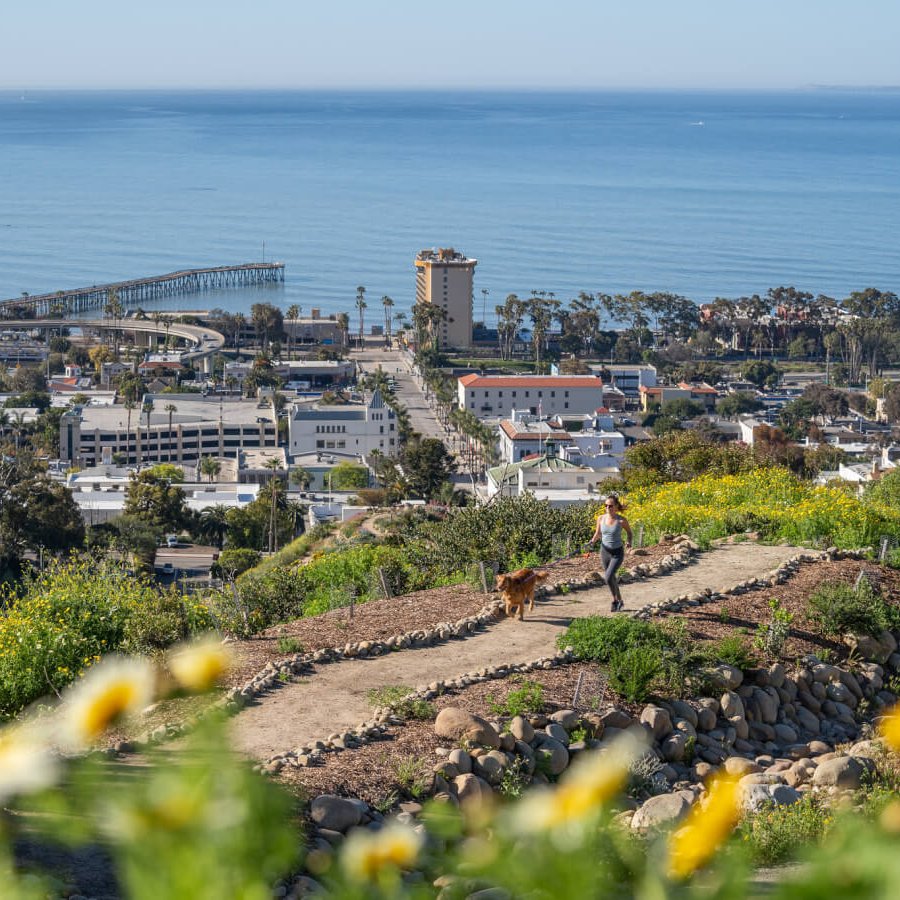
[459,374,603,389]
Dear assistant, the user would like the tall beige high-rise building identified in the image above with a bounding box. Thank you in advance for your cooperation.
[414,247,477,350]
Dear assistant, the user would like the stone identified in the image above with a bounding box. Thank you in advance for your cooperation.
[641,705,673,741]
[453,774,494,806]
[601,708,634,730]
[705,664,744,692]
[662,733,688,763]
[795,707,821,735]
[631,791,693,830]
[774,723,799,745]
[545,723,570,746]
[447,749,473,774]
[826,682,856,708]
[693,761,716,781]
[812,756,866,790]
[696,707,718,732]
[475,753,506,786]
[767,663,786,689]
[770,784,802,805]
[508,716,534,744]
[535,736,569,776]
[435,708,501,749]
[671,700,698,728]
[309,795,362,833]
[725,757,761,777]
[755,688,779,725]
[720,691,745,720]
[549,709,580,730]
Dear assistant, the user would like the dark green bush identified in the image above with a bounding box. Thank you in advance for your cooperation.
[709,634,758,670]
[559,616,666,664]
[120,592,189,655]
[608,648,661,702]
[806,578,900,638]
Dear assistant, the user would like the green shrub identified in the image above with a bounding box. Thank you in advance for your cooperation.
[754,597,794,657]
[366,685,434,720]
[212,548,261,579]
[738,794,832,865]
[120,592,189,656]
[806,578,900,638]
[276,636,304,655]
[488,679,545,717]
[709,634,757,670]
[608,647,661,702]
[559,616,666,664]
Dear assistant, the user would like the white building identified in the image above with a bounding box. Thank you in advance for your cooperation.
[457,375,604,420]
[484,454,608,507]
[498,411,626,466]
[59,393,278,467]
[587,363,657,399]
[288,389,396,456]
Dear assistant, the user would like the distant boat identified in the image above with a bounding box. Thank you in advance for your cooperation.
[690,120,705,127]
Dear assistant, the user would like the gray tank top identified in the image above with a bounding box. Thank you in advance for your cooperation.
[600,516,624,549]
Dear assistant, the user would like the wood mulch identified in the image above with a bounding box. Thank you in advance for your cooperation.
[276,662,612,806]
[224,539,685,689]
[672,557,900,663]
[275,557,900,805]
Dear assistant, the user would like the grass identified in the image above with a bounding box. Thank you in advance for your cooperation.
[276,636,304,655]
[487,679,545,717]
[392,756,432,799]
[806,577,900,638]
[366,685,435,720]
[738,794,832,865]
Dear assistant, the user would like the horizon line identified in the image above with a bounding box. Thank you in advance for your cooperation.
[3,83,900,94]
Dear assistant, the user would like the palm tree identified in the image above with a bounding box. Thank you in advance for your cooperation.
[290,465,312,491]
[286,304,300,359]
[263,458,284,553]
[124,400,136,463]
[0,410,9,447]
[198,504,229,549]
[141,400,154,462]
[355,286,367,349]
[336,312,350,350]
[164,403,177,462]
[200,456,221,483]
[381,295,394,347]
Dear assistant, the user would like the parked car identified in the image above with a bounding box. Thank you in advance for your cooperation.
[166,534,179,548]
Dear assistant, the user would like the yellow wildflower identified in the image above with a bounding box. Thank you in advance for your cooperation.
[168,636,232,693]
[878,704,900,753]
[61,656,155,748]
[511,732,644,835]
[341,821,423,882]
[667,774,741,880]
[0,724,59,801]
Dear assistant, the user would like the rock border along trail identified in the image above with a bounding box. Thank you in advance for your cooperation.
[231,543,800,760]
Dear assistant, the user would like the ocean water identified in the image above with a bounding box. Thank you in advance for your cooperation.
[1,89,899,323]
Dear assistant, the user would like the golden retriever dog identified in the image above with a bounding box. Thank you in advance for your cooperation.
[496,568,550,620]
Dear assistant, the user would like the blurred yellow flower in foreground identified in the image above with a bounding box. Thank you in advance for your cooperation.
[168,637,232,693]
[668,774,741,880]
[0,724,58,801]
[878,704,900,753]
[61,656,155,748]
[341,821,424,882]
[512,732,643,834]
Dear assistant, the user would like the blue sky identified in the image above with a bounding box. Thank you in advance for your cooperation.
[2,1,898,90]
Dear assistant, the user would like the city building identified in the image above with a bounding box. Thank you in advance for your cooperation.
[222,359,354,390]
[484,454,608,506]
[498,411,626,466]
[59,393,278,467]
[415,248,477,350]
[288,389,396,456]
[457,374,604,420]
[586,363,657,400]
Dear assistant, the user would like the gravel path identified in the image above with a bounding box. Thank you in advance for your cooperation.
[231,543,800,760]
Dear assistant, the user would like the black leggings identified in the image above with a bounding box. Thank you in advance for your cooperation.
[601,545,625,604]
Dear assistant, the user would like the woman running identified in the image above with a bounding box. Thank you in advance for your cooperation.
[589,494,633,612]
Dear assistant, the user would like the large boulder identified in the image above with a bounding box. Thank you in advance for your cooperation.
[435,708,501,749]
[720,691,745,720]
[812,756,866,790]
[631,791,693,831]
[534,735,569,776]
[641,705,673,741]
[453,773,494,806]
[705,664,744,692]
[310,795,362,833]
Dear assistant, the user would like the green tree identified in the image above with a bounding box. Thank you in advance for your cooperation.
[250,303,284,353]
[200,456,221,483]
[401,436,456,500]
[123,466,188,532]
[197,504,230,549]
[112,514,161,572]
[355,285,367,349]
[623,431,753,488]
[328,461,369,491]
[741,360,780,389]
[717,392,763,419]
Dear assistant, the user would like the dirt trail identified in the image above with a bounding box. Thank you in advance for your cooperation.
[231,543,799,760]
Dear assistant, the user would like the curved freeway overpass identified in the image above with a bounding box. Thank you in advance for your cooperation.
[1,318,225,364]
